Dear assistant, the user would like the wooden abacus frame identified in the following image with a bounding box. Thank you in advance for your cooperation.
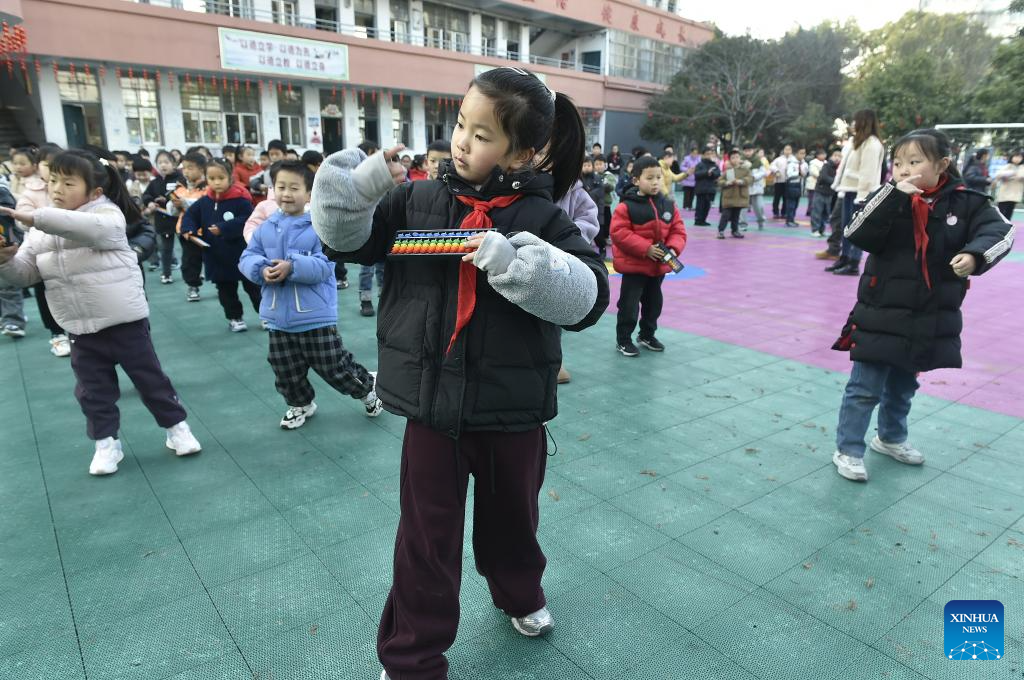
[387,229,494,258]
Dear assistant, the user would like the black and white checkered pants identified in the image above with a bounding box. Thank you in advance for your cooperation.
[267,326,373,407]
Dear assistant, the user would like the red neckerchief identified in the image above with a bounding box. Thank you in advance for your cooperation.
[909,175,949,290]
[447,193,522,354]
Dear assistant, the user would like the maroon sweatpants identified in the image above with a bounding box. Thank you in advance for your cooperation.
[378,421,549,680]
[69,319,187,440]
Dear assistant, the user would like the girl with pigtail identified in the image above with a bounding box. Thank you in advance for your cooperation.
[312,66,609,680]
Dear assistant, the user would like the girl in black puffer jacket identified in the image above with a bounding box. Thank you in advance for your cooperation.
[831,129,1013,483]
[313,67,608,680]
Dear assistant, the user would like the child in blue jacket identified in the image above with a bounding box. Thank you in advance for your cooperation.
[239,160,382,428]
[180,157,260,332]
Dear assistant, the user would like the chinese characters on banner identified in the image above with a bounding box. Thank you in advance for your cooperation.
[218,28,349,81]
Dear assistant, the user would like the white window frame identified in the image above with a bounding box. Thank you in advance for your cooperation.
[279,115,304,146]
[182,110,224,145]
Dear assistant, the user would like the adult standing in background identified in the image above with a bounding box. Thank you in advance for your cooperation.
[826,109,885,277]
[993,150,1024,221]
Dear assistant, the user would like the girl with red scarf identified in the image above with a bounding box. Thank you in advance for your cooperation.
[312,67,609,680]
[830,129,1014,483]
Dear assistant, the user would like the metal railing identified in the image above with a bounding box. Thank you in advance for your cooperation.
[126,0,602,75]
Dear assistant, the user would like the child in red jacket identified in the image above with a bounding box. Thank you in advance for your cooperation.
[611,156,687,356]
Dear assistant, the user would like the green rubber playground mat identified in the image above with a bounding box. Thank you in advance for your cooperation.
[0,277,1021,679]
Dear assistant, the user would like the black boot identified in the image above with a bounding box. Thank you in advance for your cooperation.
[824,256,848,272]
[833,261,860,276]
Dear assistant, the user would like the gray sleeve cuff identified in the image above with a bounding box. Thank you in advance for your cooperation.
[472,231,516,275]
[311,149,394,252]
[487,231,599,326]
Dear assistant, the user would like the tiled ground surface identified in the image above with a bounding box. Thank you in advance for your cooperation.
[2,205,1022,680]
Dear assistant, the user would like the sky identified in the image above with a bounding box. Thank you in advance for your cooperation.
[686,0,922,38]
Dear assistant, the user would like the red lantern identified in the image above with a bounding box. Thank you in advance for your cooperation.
[222,76,227,91]
[52,61,59,79]
[34,58,40,75]
[99,64,106,84]
[69,62,76,78]
[277,81,282,94]
[331,84,337,97]
[233,77,238,92]
[246,79,251,94]
[288,80,293,94]
[372,89,377,104]
[84,64,91,78]
[359,89,365,105]
[198,74,204,91]
[399,91,404,106]
[212,75,218,92]
[257,79,263,93]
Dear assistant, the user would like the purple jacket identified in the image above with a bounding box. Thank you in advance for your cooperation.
[556,180,600,248]
[680,154,701,187]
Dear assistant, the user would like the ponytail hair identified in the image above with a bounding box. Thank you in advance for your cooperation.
[50,149,143,224]
[891,128,962,182]
[470,67,585,201]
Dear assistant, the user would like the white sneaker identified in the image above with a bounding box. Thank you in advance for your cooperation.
[165,421,202,456]
[511,607,555,637]
[380,671,390,680]
[260,319,269,330]
[89,437,124,475]
[869,436,924,465]
[832,451,868,482]
[280,402,317,429]
[50,334,71,357]
[228,319,248,333]
[363,372,382,417]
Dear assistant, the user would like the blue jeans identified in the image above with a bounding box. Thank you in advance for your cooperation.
[359,262,385,302]
[783,183,802,222]
[836,361,919,458]
[839,193,863,262]
[809,191,832,233]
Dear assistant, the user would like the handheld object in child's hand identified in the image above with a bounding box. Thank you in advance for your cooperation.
[388,229,494,257]
[655,241,684,274]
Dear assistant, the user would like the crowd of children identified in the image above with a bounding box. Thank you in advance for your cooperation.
[0,67,1019,680]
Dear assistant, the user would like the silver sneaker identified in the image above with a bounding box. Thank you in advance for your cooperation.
[511,607,554,637]
[869,436,924,465]
[832,451,868,482]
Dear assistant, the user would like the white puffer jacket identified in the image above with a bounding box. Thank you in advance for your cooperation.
[0,196,148,335]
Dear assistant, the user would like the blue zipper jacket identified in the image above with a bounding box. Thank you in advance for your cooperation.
[238,210,337,331]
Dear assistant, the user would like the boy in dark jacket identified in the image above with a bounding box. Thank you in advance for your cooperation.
[693,148,721,226]
[0,179,25,337]
[810,148,842,236]
[610,156,688,356]
[180,158,258,332]
[831,129,1013,483]
[240,160,381,428]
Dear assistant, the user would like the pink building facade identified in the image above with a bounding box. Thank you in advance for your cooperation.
[0,0,711,155]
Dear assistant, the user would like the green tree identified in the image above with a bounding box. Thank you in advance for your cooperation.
[641,36,784,148]
[642,23,857,150]
[973,35,1024,122]
[845,11,996,138]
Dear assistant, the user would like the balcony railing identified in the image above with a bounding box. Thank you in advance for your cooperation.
[124,0,604,75]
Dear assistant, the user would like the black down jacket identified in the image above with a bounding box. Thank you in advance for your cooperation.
[325,161,610,436]
[834,179,1014,372]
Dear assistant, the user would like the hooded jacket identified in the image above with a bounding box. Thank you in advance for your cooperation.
[239,210,337,331]
[0,196,149,335]
[180,183,254,282]
[312,151,609,435]
[835,178,1014,372]
[610,185,688,277]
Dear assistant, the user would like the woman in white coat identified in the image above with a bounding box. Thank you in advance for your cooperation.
[826,109,885,276]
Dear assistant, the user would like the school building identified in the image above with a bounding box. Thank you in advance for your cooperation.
[0,0,712,157]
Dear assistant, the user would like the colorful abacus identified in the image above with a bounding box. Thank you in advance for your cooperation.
[388,229,493,257]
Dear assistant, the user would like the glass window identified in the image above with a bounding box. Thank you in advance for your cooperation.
[390,0,410,42]
[57,70,101,103]
[607,30,687,85]
[359,101,380,145]
[121,76,161,145]
[391,94,412,147]
[423,2,469,52]
[424,96,457,145]
[272,0,296,25]
[207,0,254,20]
[279,116,303,145]
[179,80,260,145]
